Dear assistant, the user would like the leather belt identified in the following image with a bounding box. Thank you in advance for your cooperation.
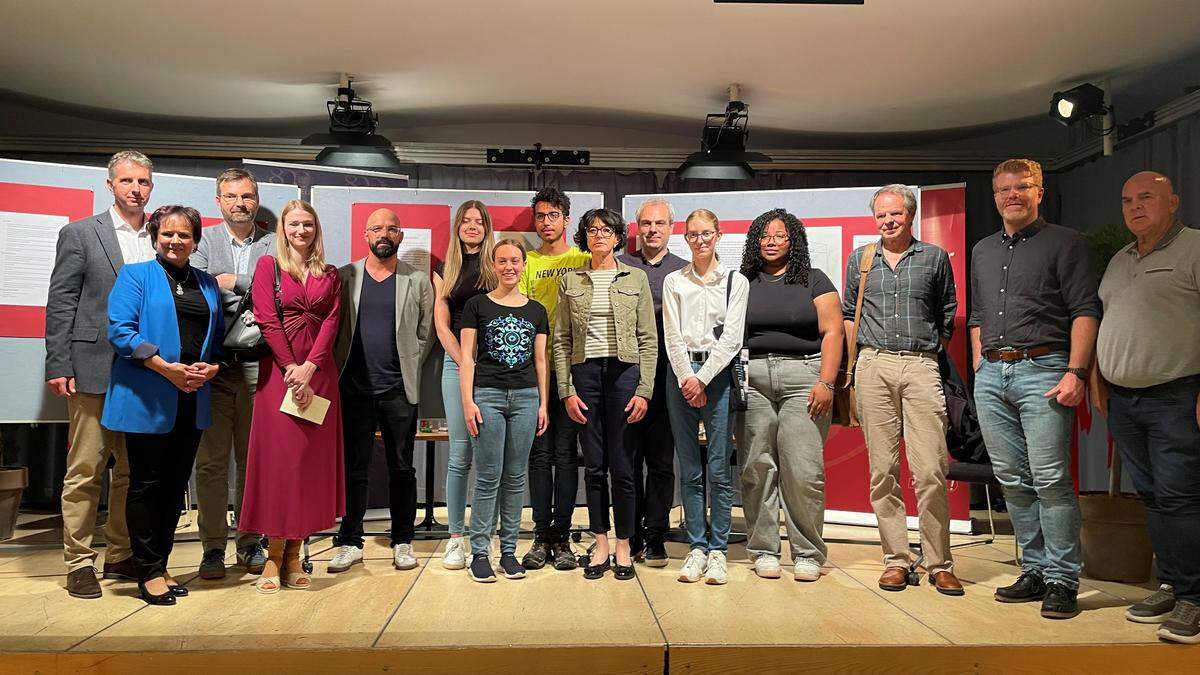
[982,346,1054,362]
[687,350,710,363]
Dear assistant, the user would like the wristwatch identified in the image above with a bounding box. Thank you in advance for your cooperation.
[1066,367,1088,381]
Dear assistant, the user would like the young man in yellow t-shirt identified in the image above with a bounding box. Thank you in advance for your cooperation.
[519,186,590,571]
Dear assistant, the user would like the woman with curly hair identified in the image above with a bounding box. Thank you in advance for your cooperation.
[737,208,843,582]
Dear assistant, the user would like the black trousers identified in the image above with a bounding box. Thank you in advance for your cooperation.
[338,385,418,547]
[633,359,676,545]
[125,392,202,582]
[572,357,642,540]
[529,372,580,537]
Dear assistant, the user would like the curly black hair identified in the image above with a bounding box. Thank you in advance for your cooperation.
[574,208,626,253]
[531,186,571,217]
[739,208,811,285]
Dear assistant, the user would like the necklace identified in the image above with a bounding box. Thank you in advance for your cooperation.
[163,264,191,296]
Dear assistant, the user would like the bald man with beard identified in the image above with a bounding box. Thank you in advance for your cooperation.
[1093,171,1200,644]
[330,208,433,573]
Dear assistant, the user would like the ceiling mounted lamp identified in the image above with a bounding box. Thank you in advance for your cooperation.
[676,84,771,181]
[301,78,403,172]
[1048,83,1109,126]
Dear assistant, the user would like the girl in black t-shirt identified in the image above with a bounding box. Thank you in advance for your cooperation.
[458,238,549,583]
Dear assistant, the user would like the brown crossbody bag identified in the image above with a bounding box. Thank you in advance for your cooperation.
[832,242,877,428]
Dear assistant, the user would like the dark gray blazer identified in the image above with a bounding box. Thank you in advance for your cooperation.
[334,259,434,405]
[190,222,275,303]
[44,210,127,394]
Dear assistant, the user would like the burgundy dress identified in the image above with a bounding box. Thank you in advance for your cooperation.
[240,256,345,539]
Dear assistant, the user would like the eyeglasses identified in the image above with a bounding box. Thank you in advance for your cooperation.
[585,226,615,238]
[367,226,402,235]
[684,231,717,242]
[759,233,789,244]
[534,211,563,222]
[993,183,1041,196]
[220,193,258,203]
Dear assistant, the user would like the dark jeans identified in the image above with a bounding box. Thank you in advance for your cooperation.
[634,360,675,545]
[338,385,417,547]
[1108,375,1200,604]
[572,358,642,540]
[529,372,579,536]
[125,392,202,582]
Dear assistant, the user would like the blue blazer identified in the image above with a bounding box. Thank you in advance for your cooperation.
[101,260,223,434]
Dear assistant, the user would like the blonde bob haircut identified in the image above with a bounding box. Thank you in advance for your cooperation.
[274,200,329,281]
[439,200,497,299]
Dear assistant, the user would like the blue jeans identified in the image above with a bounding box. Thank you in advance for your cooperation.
[974,352,1081,588]
[441,353,472,535]
[667,363,734,552]
[468,386,539,555]
[1108,375,1200,604]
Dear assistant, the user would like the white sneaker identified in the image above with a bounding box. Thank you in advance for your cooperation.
[393,543,419,570]
[753,553,782,579]
[443,537,468,570]
[704,550,728,585]
[678,548,707,583]
[793,557,822,582]
[327,545,363,573]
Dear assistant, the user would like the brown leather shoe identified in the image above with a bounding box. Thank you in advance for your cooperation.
[932,570,965,596]
[102,557,138,581]
[66,567,102,599]
[878,566,909,592]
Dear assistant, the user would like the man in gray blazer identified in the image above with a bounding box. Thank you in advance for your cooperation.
[328,208,433,573]
[189,168,274,580]
[45,150,155,598]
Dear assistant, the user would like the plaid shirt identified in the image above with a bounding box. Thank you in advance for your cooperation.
[842,239,957,352]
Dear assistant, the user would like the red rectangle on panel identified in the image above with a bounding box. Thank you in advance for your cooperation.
[349,202,451,266]
[0,182,96,338]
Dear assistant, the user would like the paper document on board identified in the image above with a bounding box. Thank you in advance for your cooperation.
[0,211,69,306]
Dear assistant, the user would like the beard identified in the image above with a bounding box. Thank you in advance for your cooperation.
[226,208,255,223]
[371,239,398,259]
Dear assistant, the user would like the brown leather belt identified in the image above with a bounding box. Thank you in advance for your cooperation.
[983,346,1054,362]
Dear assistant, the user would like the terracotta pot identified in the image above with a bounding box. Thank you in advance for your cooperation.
[0,466,28,541]
[1079,491,1153,583]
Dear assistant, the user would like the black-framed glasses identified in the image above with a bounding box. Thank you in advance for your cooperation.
[759,233,789,244]
[684,230,717,242]
[534,211,563,222]
[585,226,615,238]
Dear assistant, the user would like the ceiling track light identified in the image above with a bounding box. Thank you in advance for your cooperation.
[1048,83,1110,127]
[301,77,403,172]
[486,142,591,170]
[676,84,772,180]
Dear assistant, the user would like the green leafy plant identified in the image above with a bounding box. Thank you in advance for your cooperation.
[1084,224,1135,273]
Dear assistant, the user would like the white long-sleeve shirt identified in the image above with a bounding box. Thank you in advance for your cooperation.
[661,261,749,386]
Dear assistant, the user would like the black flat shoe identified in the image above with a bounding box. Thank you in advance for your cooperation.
[614,563,636,581]
[583,558,611,580]
[138,581,177,606]
[167,584,189,597]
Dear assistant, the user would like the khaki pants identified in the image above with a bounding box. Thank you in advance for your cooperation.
[194,361,260,553]
[855,348,953,573]
[62,392,131,571]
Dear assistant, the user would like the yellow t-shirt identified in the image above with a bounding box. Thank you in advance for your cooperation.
[519,246,591,361]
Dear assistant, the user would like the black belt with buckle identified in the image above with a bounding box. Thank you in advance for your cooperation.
[687,350,710,363]
[983,345,1054,362]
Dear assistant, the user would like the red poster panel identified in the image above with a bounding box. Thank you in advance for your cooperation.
[348,202,451,265]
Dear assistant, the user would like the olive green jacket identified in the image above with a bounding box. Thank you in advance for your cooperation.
[553,261,658,400]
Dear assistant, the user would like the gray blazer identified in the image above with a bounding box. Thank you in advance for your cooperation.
[334,259,434,405]
[191,222,275,304]
[44,210,125,394]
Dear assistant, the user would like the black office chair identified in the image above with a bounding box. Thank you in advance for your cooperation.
[945,459,1018,561]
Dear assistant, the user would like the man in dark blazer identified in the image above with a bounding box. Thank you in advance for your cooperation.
[189,168,275,581]
[329,208,433,573]
[44,150,156,598]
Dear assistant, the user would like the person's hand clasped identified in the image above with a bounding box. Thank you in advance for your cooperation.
[1045,371,1086,407]
[185,362,219,390]
[464,399,483,437]
[162,362,195,393]
[46,376,76,398]
[285,361,317,390]
[564,395,589,425]
[808,381,833,419]
[291,383,313,409]
[625,395,648,423]
[680,375,704,401]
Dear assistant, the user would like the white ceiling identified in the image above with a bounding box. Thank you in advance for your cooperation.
[3,0,1200,136]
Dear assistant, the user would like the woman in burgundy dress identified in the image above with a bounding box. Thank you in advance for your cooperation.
[241,199,344,593]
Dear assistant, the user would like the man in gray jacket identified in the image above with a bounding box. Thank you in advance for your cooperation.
[45,150,155,598]
[190,168,274,580]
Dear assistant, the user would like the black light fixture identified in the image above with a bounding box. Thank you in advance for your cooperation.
[301,78,403,172]
[486,142,590,170]
[1049,83,1109,126]
[677,84,771,180]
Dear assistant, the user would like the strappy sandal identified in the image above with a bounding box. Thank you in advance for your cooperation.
[282,571,311,590]
[256,575,281,594]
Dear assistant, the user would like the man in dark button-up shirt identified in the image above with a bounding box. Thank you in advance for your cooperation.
[842,184,962,596]
[969,158,1100,620]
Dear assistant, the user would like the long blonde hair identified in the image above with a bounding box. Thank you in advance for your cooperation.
[439,200,497,298]
[275,200,328,280]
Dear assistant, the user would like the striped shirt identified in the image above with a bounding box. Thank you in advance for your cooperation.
[842,239,957,353]
[584,270,619,358]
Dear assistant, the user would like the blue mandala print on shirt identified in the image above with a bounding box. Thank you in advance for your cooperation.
[484,313,535,369]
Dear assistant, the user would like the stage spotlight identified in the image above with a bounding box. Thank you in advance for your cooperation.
[302,79,403,172]
[1049,83,1109,126]
[676,85,772,180]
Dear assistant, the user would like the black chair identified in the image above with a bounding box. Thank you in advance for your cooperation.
[946,459,1018,560]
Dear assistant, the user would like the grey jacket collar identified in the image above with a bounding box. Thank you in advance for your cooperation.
[92,210,123,274]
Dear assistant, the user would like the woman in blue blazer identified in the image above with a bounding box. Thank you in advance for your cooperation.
[102,205,223,606]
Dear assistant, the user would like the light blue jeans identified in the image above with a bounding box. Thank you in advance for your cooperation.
[468,386,539,556]
[974,352,1081,589]
[667,363,734,552]
[441,353,472,536]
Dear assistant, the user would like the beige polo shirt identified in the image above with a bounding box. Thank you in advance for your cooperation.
[1097,222,1200,388]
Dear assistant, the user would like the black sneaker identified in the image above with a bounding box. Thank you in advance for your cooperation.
[198,548,226,580]
[469,554,496,583]
[994,571,1046,603]
[499,554,526,579]
[1157,600,1200,644]
[642,539,669,568]
[521,534,552,570]
[1126,584,1175,624]
[552,535,578,571]
[1040,582,1080,619]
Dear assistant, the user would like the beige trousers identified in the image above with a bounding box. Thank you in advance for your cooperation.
[855,348,953,573]
[62,392,131,571]
[194,361,260,553]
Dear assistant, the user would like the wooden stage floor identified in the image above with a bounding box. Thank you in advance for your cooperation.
[0,508,1194,674]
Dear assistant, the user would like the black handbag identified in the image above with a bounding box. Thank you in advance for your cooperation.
[219,259,281,362]
[713,272,749,411]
